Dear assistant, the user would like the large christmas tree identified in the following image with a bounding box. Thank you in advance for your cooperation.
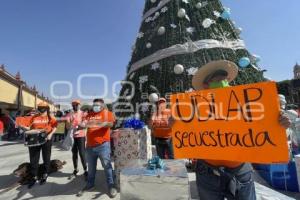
[114,0,266,125]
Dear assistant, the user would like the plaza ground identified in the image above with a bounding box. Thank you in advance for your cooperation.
[0,140,299,200]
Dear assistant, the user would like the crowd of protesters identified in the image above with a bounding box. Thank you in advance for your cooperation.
[0,76,299,200]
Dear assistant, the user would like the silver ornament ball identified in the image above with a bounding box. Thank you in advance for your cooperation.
[146,42,152,48]
[149,93,159,103]
[177,8,186,18]
[174,64,184,74]
[196,2,202,9]
[157,26,166,35]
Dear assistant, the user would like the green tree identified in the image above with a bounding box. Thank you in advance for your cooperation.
[114,0,265,125]
[277,80,291,97]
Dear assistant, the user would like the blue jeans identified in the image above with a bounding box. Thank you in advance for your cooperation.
[155,138,174,159]
[86,142,114,188]
[196,162,256,200]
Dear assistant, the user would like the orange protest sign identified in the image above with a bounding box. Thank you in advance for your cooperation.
[170,82,289,164]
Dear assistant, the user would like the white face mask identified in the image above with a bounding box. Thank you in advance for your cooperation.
[93,104,104,113]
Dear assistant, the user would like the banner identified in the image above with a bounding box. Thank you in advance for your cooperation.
[170,82,289,163]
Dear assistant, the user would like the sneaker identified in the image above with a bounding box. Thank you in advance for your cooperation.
[27,178,37,189]
[40,174,48,185]
[76,185,95,197]
[109,187,118,198]
[73,169,79,176]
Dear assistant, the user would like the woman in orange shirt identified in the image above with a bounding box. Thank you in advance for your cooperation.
[20,102,57,188]
[149,98,174,159]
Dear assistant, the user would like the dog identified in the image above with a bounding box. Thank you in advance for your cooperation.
[13,160,67,185]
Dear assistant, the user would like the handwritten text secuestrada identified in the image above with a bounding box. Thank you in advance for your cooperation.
[174,129,276,149]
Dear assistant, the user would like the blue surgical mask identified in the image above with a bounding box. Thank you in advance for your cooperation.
[93,105,103,113]
[93,106,101,113]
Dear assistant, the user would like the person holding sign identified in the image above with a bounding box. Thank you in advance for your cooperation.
[149,98,174,159]
[18,102,57,189]
[188,60,291,200]
[77,99,117,198]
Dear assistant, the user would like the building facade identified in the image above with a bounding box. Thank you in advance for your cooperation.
[0,65,55,115]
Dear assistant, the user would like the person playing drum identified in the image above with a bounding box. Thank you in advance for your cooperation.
[19,102,57,188]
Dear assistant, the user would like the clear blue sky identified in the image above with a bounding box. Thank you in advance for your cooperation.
[0,0,299,104]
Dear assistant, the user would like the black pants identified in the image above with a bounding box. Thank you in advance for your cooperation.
[29,140,52,177]
[155,138,174,159]
[72,137,87,171]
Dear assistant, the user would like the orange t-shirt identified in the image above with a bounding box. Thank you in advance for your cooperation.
[29,115,58,134]
[66,111,86,138]
[85,109,115,147]
[16,116,33,128]
[205,160,243,169]
[151,109,172,139]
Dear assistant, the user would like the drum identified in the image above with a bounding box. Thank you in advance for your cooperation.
[24,130,47,147]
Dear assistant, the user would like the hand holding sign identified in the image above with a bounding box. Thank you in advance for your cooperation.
[279,111,292,129]
[170,82,289,164]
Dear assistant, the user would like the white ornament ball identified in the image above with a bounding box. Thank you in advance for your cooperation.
[196,2,202,9]
[174,64,184,74]
[157,26,166,35]
[177,8,186,18]
[150,0,156,3]
[146,42,152,48]
[149,93,159,103]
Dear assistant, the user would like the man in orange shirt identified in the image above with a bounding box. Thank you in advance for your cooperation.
[78,99,117,198]
[149,98,174,159]
[191,60,291,200]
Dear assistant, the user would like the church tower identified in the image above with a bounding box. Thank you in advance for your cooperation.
[294,63,300,79]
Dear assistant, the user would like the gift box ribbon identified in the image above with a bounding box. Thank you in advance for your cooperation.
[147,156,165,170]
[124,118,145,130]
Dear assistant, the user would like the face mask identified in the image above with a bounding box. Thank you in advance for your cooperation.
[93,105,102,113]
[38,107,48,114]
[209,80,230,89]
[72,105,79,112]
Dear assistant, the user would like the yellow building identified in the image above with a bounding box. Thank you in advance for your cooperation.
[0,65,55,115]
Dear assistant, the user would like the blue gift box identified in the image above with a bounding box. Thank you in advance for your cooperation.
[254,161,299,192]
